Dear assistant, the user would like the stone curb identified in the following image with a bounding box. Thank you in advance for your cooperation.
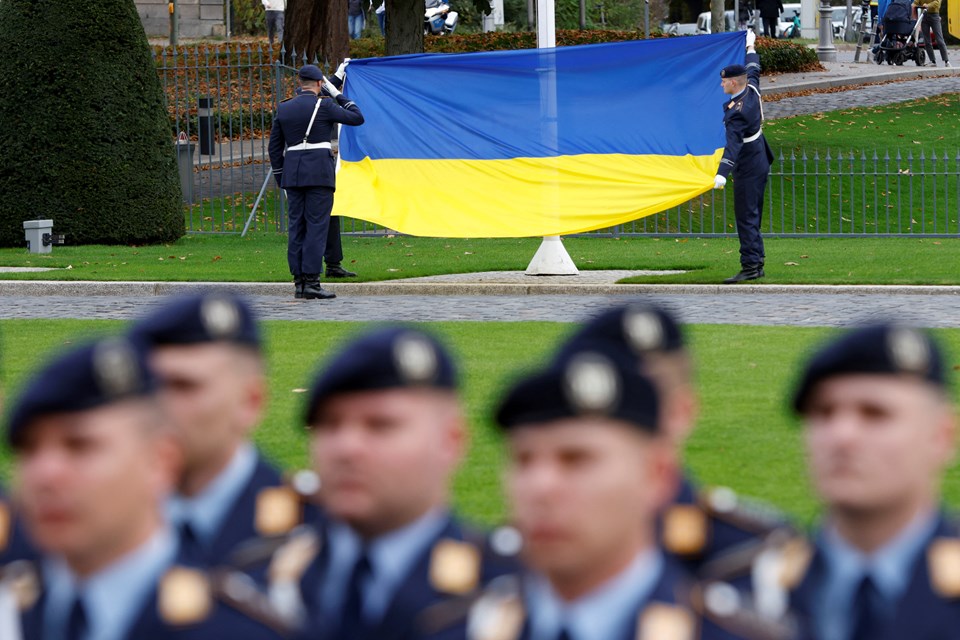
[2,281,959,297]
[762,66,960,96]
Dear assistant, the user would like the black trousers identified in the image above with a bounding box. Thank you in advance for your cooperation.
[762,16,778,37]
[733,169,768,267]
[286,186,333,277]
[324,216,344,267]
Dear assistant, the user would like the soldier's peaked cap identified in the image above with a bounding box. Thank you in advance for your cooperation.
[6,337,156,446]
[557,304,685,364]
[129,292,261,350]
[721,64,747,78]
[791,323,947,413]
[298,64,324,81]
[304,326,458,426]
[496,338,660,432]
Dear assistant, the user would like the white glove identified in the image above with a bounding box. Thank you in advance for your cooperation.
[746,28,756,49]
[335,59,350,80]
[713,175,727,189]
[322,77,341,98]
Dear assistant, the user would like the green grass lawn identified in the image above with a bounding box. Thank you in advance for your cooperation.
[765,93,960,153]
[4,319,960,528]
[2,234,958,285]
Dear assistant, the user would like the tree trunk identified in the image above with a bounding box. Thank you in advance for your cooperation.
[386,0,424,55]
[711,0,724,31]
[283,0,349,69]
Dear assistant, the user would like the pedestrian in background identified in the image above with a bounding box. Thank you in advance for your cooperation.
[757,0,784,37]
[348,0,369,39]
[262,0,285,47]
[914,0,951,66]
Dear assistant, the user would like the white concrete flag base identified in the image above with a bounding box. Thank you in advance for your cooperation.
[524,235,580,276]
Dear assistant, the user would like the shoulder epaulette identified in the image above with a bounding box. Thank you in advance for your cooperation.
[0,500,10,552]
[928,537,960,598]
[699,487,791,535]
[637,601,697,640]
[0,560,40,611]
[663,504,710,557]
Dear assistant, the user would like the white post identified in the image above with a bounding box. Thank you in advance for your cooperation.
[525,0,579,276]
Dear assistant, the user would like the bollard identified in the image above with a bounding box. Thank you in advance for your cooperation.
[198,96,214,156]
[175,132,195,203]
[23,220,54,254]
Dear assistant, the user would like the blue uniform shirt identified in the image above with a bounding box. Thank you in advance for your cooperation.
[168,442,258,549]
[525,549,663,640]
[812,509,938,640]
[42,527,178,640]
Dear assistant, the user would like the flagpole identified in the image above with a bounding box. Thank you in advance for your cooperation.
[524,0,579,275]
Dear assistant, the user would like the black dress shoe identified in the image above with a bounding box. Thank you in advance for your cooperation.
[325,265,357,278]
[302,275,337,300]
[723,265,765,284]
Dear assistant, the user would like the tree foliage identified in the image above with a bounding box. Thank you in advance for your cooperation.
[0,0,183,247]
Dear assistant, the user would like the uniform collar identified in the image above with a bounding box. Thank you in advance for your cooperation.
[43,526,177,640]
[168,442,258,545]
[323,507,450,624]
[526,547,663,640]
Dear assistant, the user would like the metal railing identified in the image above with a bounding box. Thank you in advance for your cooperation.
[156,46,960,238]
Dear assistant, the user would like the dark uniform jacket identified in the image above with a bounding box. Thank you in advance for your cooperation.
[661,476,793,582]
[179,454,321,569]
[757,0,784,20]
[452,555,788,640]
[15,549,288,640]
[717,52,775,180]
[268,92,364,190]
[789,514,960,640]
[284,512,520,640]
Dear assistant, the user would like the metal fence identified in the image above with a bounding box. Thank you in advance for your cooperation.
[157,46,960,238]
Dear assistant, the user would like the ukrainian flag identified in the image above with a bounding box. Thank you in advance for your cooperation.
[335,32,745,237]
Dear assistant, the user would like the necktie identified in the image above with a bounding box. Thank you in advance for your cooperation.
[65,595,87,640]
[849,574,882,640]
[556,628,573,640]
[178,519,203,561]
[340,551,372,638]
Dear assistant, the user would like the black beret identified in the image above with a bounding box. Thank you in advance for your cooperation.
[558,304,685,364]
[298,64,324,81]
[6,337,156,446]
[130,292,260,351]
[721,64,747,78]
[792,323,947,413]
[304,327,458,426]
[495,339,660,432]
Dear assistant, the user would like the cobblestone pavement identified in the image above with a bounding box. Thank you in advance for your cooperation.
[766,74,960,119]
[3,292,960,327]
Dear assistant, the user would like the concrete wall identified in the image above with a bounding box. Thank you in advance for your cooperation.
[137,0,226,38]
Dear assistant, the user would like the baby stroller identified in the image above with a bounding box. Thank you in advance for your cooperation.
[875,1,926,65]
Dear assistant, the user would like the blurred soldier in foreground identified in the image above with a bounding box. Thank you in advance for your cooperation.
[557,304,791,578]
[279,326,518,639]
[767,324,960,639]
[482,337,789,640]
[130,292,317,568]
[4,337,285,638]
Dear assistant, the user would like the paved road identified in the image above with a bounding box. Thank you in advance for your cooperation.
[3,293,960,327]
[766,74,960,118]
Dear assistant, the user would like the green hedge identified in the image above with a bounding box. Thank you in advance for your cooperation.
[0,0,185,247]
[348,30,821,74]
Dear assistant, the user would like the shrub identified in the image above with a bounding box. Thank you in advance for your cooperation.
[0,0,185,247]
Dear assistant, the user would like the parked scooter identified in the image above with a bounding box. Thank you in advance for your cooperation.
[424,0,459,35]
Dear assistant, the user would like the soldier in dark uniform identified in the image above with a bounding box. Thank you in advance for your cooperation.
[129,292,318,570]
[755,324,960,639]
[554,304,793,583]
[279,326,519,640]
[480,337,791,640]
[269,64,364,300]
[713,29,775,284]
[3,337,287,639]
